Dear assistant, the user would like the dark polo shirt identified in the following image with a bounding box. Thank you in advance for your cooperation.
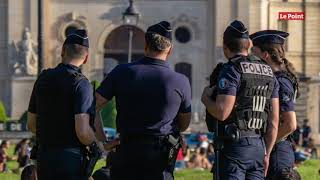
[97,56,191,136]
[28,63,93,148]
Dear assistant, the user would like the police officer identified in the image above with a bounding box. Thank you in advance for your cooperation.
[95,21,192,180]
[201,20,280,180]
[27,30,117,180]
[250,30,299,179]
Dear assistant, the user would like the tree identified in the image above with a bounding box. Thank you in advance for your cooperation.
[91,81,117,129]
[101,98,117,128]
[0,101,8,122]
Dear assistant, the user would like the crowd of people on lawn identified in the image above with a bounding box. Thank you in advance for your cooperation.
[174,120,318,172]
[0,120,318,179]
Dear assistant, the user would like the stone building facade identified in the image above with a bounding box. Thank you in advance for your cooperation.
[0,0,319,142]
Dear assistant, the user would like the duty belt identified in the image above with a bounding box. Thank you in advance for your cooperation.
[120,134,167,144]
[240,130,261,138]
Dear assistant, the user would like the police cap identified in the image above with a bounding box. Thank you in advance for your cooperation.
[64,29,89,48]
[146,21,172,40]
[250,30,289,46]
[224,20,249,39]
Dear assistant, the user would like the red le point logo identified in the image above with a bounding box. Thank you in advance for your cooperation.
[279,12,305,20]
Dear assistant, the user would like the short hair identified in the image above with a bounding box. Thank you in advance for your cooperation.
[63,44,88,59]
[223,36,250,53]
[145,33,172,52]
[199,147,207,155]
[0,140,8,147]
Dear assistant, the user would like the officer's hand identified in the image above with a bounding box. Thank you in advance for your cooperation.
[97,141,106,153]
[264,155,270,177]
[201,86,215,105]
[103,139,120,151]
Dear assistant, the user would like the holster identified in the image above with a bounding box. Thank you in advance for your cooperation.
[81,142,102,177]
[165,134,183,167]
[224,123,240,142]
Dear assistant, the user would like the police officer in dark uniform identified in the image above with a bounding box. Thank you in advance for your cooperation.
[250,30,299,179]
[27,30,116,180]
[202,20,280,180]
[95,21,192,180]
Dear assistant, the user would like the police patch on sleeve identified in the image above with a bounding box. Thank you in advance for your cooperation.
[281,93,291,102]
[218,78,229,90]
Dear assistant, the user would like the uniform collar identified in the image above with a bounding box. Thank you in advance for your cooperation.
[274,70,288,76]
[59,63,82,73]
[228,54,246,60]
[141,56,170,68]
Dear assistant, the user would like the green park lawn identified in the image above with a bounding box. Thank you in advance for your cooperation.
[0,146,319,180]
[0,159,319,180]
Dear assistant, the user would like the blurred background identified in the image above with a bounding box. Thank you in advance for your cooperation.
[0,0,319,179]
[1,0,319,142]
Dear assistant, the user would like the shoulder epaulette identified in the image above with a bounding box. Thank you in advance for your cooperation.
[72,72,87,81]
[278,71,297,85]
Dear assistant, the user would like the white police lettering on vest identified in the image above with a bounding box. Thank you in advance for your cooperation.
[240,62,273,77]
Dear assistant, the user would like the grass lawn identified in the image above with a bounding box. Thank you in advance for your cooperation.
[1,146,319,180]
[1,159,319,180]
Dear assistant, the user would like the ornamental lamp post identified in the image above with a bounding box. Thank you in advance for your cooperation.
[38,0,44,75]
[122,0,140,63]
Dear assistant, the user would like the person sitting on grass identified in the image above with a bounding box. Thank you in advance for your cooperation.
[16,139,31,169]
[175,148,186,170]
[293,144,311,165]
[187,147,212,170]
[0,140,15,173]
[305,138,318,159]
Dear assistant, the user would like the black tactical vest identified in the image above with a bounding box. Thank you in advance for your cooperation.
[227,55,276,134]
[35,65,88,148]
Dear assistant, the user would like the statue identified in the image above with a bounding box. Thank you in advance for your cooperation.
[20,28,38,76]
[10,28,38,76]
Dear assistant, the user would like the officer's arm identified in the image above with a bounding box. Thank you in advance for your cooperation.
[202,64,238,121]
[75,113,97,145]
[276,79,297,142]
[96,92,109,112]
[264,98,279,156]
[94,92,109,141]
[276,111,296,142]
[27,112,37,134]
[177,112,191,131]
[202,87,236,121]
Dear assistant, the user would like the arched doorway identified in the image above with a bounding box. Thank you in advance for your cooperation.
[104,25,145,75]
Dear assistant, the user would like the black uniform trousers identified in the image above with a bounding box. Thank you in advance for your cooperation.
[219,137,265,180]
[266,140,295,179]
[111,138,174,180]
[37,147,87,180]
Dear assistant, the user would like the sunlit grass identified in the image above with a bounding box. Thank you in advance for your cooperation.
[0,146,319,180]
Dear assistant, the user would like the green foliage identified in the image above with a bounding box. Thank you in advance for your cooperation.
[0,101,8,122]
[101,98,117,128]
[91,80,100,90]
[91,80,117,129]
